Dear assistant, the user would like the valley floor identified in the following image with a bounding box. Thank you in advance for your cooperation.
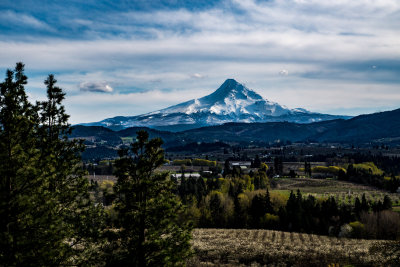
[272,178,400,207]
[188,228,399,266]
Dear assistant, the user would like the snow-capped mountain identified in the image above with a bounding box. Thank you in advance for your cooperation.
[83,79,350,131]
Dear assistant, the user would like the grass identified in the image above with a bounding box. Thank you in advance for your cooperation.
[272,178,400,206]
[188,228,400,266]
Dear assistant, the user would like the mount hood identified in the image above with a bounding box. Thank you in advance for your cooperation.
[83,79,349,131]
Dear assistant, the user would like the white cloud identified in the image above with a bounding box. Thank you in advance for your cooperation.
[1,0,399,123]
[0,10,53,31]
[279,70,289,76]
[190,73,207,79]
[79,81,113,93]
[65,89,202,124]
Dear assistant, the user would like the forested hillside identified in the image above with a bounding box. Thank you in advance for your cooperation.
[72,107,400,151]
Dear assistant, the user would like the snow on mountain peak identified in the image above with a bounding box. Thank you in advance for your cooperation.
[159,78,291,117]
[205,79,263,102]
[85,78,349,131]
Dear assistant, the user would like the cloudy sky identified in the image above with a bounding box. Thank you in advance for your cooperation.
[0,0,399,124]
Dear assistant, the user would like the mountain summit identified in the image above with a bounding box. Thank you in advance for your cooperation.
[83,79,349,131]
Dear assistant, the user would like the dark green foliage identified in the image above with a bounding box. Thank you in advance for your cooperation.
[252,155,261,168]
[108,130,192,266]
[361,193,369,212]
[253,170,269,190]
[82,145,119,161]
[304,161,312,177]
[250,190,273,227]
[179,176,206,203]
[0,63,103,266]
[288,169,297,178]
[382,195,392,210]
[354,197,362,217]
[233,194,249,228]
[339,161,400,192]
[285,190,303,231]
[208,192,226,227]
[274,157,283,175]
[0,62,45,265]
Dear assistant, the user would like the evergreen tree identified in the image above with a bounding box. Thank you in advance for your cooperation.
[304,161,312,177]
[233,194,248,228]
[285,190,302,231]
[361,193,369,212]
[0,62,44,265]
[250,190,273,227]
[208,191,225,227]
[253,155,261,168]
[109,130,192,266]
[354,197,362,216]
[274,157,283,175]
[383,195,392,210]
[0,63,103,265]
[195,177,206,202]
[38,74,104,265]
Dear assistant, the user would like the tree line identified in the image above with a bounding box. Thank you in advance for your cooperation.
[2,63,399,266]
[174,172,398,239]
[0,63,191,266]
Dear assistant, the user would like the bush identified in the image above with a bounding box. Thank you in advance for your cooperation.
[261,213,279,228]
[349,221,365,238]
[339,224,353,238]
[312,166,346,176]
[172,159,192,166]
[353,162,383,175]
[192,158,217,167]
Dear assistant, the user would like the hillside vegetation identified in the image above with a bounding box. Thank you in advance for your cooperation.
[72,106,400,151]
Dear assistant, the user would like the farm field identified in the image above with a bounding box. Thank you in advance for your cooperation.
[189,228,400,266]
[272,178,400,207]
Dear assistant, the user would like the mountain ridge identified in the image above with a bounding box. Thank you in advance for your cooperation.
[82,79,350,131]
[73,108,400,151]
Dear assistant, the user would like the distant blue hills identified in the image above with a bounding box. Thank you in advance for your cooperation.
[72,107,400,152]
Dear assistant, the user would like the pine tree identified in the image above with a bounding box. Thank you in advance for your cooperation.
[250,190,273,228]
[0,62,44,265]
[286,190,303,231]
[0,64,103,265]
[37,74,104,265]
[224,159,231,176]
[382,195,392,210]
[354,197,362,216]
[109,130,192,266]
[253,155,261,168]
[361,193,369,212]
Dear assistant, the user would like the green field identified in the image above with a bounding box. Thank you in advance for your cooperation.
[272,178,400,207]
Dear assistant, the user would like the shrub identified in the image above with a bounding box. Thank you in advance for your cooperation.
[261,213,279,228]
[353,162,383,175]
[172,159,192,166]
[192,158,217,167]
[339,224,353,238]
[312,166,346,176]
[349,221,365,238]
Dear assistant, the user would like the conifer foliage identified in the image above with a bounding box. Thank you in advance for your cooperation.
[0,63,102,266]
[107,130,192,266]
